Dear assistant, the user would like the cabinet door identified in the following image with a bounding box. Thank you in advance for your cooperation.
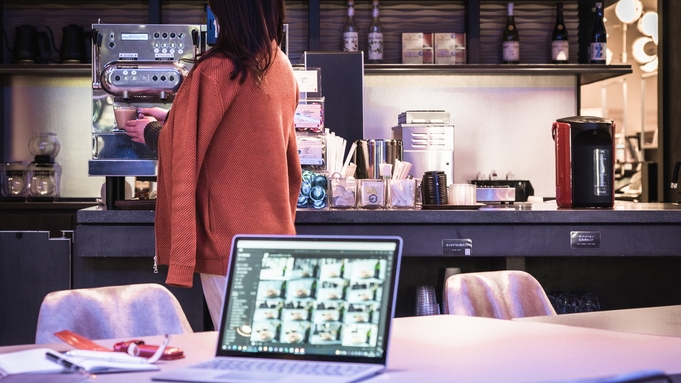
[0,231,71,346]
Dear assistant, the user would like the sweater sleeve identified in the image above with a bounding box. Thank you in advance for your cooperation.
[143,121,163,152]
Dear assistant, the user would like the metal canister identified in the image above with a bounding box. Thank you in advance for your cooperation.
[353,139,403,179]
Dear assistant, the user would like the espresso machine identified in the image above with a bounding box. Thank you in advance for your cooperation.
[89,23,200,208]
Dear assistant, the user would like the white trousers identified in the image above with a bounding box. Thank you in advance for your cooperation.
[200,273,227,330]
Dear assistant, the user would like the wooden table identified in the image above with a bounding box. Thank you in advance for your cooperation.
[2,315,681,383]
[514,305,681,338]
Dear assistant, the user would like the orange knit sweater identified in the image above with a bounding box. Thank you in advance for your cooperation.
[155,45,301,288]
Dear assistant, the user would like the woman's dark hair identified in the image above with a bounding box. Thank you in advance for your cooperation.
[203,0,285,84]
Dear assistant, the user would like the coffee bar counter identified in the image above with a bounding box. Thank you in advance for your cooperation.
[72,201,681,317]
[75,201,681,259]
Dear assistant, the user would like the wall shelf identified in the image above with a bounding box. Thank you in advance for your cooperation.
[364,64,633,85]
[0,63,632,86]
[0,64,90,75]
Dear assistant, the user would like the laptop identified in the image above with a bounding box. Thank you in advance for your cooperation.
[154,234,403,383]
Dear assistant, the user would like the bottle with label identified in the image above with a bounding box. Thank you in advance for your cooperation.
[367,0,383,63]
[551,2,569,64]
[590,2,607,64]
[501,2,520,64]
[343,0,359,52]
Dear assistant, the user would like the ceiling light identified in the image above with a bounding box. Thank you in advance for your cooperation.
[632,36,656,64]
[615,0,643,24]
[640,56,658,73]
[637,11,658,37]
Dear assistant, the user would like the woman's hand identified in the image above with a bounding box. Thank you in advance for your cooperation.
[138,107,169,124]
[124,116,157,145]
[122,107,167,145]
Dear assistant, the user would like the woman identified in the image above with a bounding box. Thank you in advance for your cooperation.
[124,0,301,328]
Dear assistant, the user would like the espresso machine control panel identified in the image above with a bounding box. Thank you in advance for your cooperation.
[90,24,201,178]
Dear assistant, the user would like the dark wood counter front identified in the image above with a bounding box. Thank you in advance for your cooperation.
[74,201,681,317]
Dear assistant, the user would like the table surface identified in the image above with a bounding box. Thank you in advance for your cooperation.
[514,304,681,338]
[3,315,681,383]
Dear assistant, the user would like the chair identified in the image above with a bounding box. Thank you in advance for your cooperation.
[443,270,556,319]
[35,283,193,344]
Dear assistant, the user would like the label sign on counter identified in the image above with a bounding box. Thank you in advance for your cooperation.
[570,231,601,249]
[442,239,472,256]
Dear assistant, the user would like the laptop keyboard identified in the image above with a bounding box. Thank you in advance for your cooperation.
[193,359,371,377]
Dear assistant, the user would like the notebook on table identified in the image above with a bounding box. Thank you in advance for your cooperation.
[153,234,403,383]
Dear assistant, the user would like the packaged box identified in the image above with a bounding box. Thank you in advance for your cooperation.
[402,49,423,64]
[434,33,466,50]
[402,33,423,50]
[435,49,466,65]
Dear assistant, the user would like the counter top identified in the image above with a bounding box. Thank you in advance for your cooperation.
[76,201,681,225]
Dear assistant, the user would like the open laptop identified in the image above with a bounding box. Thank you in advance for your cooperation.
[154,234,403,383]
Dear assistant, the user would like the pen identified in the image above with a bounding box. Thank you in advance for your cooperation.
[45,351,88,374]
[65,349,149,364]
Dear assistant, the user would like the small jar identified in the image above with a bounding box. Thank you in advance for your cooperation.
[28,162,61,198]
[29,132,61,160]
[2,161,30,197]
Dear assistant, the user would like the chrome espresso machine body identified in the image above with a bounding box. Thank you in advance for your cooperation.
[90,23,201,178]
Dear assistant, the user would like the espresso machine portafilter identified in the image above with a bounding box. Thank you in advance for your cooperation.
[89,23,201,207]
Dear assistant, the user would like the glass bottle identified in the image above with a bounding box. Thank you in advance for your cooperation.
[502,2,520,64]
[551,2,569,64]
[343,0,359,52]
[367,0,384,63]
[590,2,607,64]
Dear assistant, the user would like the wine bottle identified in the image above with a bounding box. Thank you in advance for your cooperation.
[590,2,607,64]
[367,0,384,63]
[501,3,520,64]
[343,0,359,52]
[551,2,569,64]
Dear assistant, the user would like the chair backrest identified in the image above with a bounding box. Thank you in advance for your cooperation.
[443,270,557,319]
[35,283,193,344]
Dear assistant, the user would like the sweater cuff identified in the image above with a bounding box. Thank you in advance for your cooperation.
[165,265,195,288]
[144,121,163,152]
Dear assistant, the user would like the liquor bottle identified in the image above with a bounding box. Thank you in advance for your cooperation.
[343,0,359,52]
[367,0,384,63]
[501,3,520,64]
[590,2,607,64]
[551,2,569,64]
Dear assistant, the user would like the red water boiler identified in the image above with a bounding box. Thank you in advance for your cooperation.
[552,116,616,208]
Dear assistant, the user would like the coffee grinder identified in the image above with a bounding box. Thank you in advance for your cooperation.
[552,116,616,208]
[90,23,200,208]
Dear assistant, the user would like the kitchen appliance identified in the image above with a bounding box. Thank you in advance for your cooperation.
[552,116,615,208]
[392,110,455,183]
[353,139,403,179]
[89,23,200,177]
[6,25,50,63]
[58,24,89,63]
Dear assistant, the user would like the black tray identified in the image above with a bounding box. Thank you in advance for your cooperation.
[421,204,483,210]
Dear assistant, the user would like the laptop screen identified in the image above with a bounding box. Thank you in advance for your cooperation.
[215,235,402,364]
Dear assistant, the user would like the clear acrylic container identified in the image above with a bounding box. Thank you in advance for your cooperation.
[388,178,417,209]
[357,179,386,209]
[328,176,356,209]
